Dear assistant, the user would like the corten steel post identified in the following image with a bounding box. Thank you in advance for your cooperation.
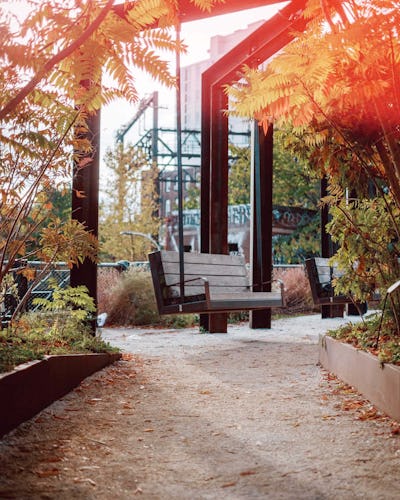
[208,84,229,333]
[250,122,273,329]
[199,71,212,332]
[199,79,229,333]
[320,176,343,318]
[71,109,100,334]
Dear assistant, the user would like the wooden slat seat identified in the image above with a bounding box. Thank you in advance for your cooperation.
[305,257,353,305]
[149,250,285,315]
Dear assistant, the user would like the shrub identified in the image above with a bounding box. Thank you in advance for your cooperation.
[0,285,118,373]
[102,268,198,328]
[327,313,400,366]
[105,268,157,326]
[274,266,314,314]
[97,267,122,316]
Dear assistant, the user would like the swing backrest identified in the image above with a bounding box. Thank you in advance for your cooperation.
[149,250,250,314]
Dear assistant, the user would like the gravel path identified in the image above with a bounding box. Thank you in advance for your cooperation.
[1,314,399,499]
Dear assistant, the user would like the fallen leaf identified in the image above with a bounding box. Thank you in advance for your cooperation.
[35,468,60,478]
[221,481,237,488]
[357,408,380,421]
[40,457,62,463]
[390,422,400,435]
[144,428,154,432]
[341,400,364,411]
[122,353,135,361]
[240,470,257,476]
[52,414,68,420]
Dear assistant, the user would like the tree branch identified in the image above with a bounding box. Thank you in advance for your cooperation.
[0,0,115,121]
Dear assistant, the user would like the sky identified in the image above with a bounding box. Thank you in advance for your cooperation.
[99,2,287,181]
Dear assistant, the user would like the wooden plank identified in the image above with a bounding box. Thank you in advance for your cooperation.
[162,262,248,278]
[159,250,245,266]
[210,291,282,302]
[168,284,249,296]
[149,250,284,316]
[209,292,283,310]
[164,274,248,288]
[162,293,282,314]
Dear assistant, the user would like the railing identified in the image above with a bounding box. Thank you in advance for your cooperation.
[1,261,126,325]
[1,259,303,325]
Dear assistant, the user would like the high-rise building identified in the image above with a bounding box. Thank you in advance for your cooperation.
[159,21,265,220]
[180,20,264,131]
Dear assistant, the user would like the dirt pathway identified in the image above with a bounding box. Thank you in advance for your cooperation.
[1,315,400,499]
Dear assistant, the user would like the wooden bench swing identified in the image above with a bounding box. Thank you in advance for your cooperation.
[305,257,368,316]
[149,250,285,315]
[305,257,353,306]
[148,23,284,318]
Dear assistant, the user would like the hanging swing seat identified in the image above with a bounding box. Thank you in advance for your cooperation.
[149,250,285,315]
[305,257,353,305]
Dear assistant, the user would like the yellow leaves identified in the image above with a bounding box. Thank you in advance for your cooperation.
[125,0,170,30]
[227,0,400,146]
[21,267,36,281]
[39,219,98,267]
[74,190,86,199]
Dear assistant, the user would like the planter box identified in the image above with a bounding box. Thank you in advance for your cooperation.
[319,335,400,421]
[0,352,121,438]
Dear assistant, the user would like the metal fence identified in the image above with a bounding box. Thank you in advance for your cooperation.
[1,259,304,325]
[1,261,125,325]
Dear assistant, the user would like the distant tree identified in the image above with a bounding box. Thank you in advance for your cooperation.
[228,134,320,209]
[100,143,159,262]
[228,145,251,205]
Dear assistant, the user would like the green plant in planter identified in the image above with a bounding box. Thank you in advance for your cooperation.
[0,285,118,374]
[327,196,400,305]
[33,282,96,324]
[327,312,400,366]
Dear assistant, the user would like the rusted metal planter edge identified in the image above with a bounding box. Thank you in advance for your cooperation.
[0,352,121,438]
[319,335,400,422]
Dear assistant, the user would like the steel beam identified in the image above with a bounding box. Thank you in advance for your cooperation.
[206,85,229,333]
[320,177,344,318]
[114,1,283,25]
[201,0,306,88]
[71,109,100,333]
[250,122,273,329]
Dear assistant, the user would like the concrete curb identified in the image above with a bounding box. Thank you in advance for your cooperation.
[319,335,400,421]
[0,352,121,438]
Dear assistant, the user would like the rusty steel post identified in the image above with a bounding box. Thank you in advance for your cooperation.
[71,109,100,334]
[250,122,273,329]
[321,176,344,318]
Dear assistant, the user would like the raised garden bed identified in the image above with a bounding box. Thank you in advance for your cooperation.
[319,335,400,421]
[0,352,121,438]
